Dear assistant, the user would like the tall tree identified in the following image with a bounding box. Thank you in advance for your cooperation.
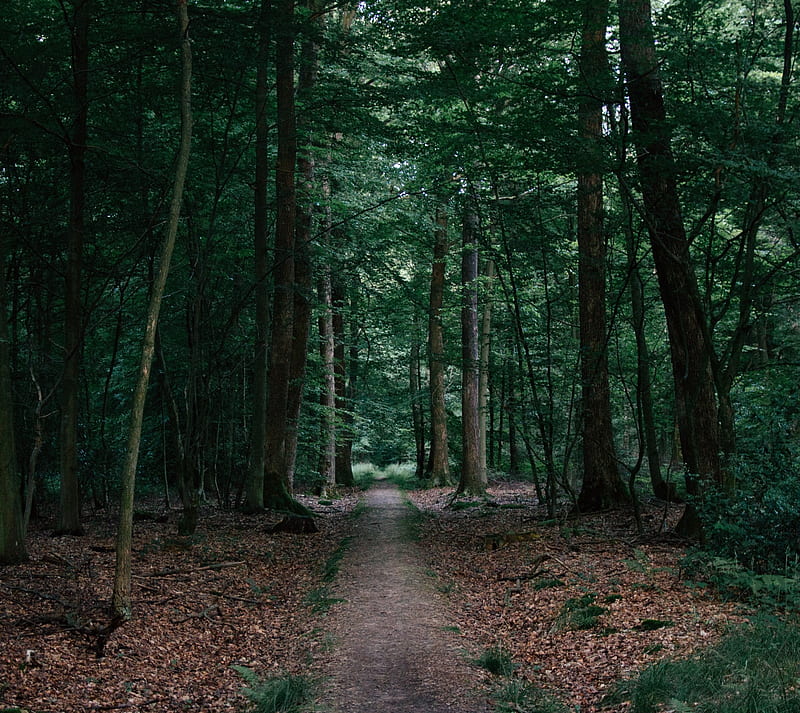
[0,262,26,564]
[244,0,272,513]
[576,0,627,511]
[425,207,451,485]
[113,0,193,619]
[56,0,90,536]
[619,0,721,535]
[457,208,485,495]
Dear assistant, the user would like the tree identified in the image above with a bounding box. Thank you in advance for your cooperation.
[575,0,627,511]
[112,0,193,619]
[457,207,485,495]
[244,0,272,513]
[619,0,721,535]
[56,0,91,536]
[0,262,26,564]
[425,206,451,485]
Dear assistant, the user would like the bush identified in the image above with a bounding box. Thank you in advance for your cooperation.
[476,646,518,676]
[698,454,800,574]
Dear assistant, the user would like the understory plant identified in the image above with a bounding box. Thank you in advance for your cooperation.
[233,667,314,713]
[604,616,800,713]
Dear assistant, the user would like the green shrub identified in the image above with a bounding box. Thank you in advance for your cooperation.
[554,594,606,631]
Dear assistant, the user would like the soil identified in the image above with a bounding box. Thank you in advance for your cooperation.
[315,480,492,713]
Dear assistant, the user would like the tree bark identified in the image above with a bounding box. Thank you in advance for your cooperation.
[425,207,451,485]
[113,0,193,619]
[619,0,721,535]
[0,262,26,564]
[244,0,272,513]
[410,318,426,479]
[262,0,310,514]
[57,0,91,536]
[457,208,484,495]
[576,0,627,511]
[478,257,495,482]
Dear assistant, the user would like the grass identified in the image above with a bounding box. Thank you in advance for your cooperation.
[553,593,607,631]
[232,668,314,713]
[493,679,573,713]
[476,646,518,676]
[604,615,800,713]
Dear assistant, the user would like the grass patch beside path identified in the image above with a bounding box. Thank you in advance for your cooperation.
[604,615,800,713]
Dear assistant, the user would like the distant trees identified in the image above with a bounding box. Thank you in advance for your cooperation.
[0,0,799,561]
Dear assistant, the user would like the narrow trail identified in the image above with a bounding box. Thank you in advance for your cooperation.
[317,480,491,713]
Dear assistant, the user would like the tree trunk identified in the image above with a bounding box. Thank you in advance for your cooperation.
[425,207,451,485]
[318,262,337,490]
[478,258,495,481]
[619,0,721,536]
[0,263,26,564]
[410,316,426,479]
[57,0,91,536]
[112,0,192,619]
[576,0,627,511]
[457,209,484,495]
[244,0,271,513]
[284,0,320,491]
[262,0,310,515]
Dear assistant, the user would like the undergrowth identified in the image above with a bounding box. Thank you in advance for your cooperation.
[233,667,314,713]
[604,615,800,713]
[493,679,574,713]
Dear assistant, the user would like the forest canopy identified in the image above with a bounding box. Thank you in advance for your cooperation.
[1,0,799,573]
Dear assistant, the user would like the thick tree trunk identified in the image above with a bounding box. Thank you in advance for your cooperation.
[425,207,451,485]
[576,0,627,511]
[457,209,484,495]
[113,0,192,618]
[619,0,721,536]
[244,0,272,513]
[57,0,91,536]
[262,0,310,514]
[0,263,26,564]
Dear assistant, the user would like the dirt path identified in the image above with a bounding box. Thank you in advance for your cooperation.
[317,480,491,713]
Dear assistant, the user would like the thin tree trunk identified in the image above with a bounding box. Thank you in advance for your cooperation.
[410,316,426,479]
[619,0,721,537]
[478,257,495,481]
[576,0,627,511]
[244,0,271,513]
[458,209,484,495]
[318,262,336,490]
[0,262,26,564]
[112,0,192,619]
[425,207,451,485]
[57,0,91,536]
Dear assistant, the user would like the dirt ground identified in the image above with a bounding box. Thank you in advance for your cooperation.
[315,480,492,713]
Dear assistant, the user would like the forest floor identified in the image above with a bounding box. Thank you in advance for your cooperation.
[0,477,747,713]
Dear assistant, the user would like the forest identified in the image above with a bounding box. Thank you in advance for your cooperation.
[2,0,800,711]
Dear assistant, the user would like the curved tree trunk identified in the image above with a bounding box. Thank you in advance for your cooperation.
[619,0,721,537]
[113,0,193,619]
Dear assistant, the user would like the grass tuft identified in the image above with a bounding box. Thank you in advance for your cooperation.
[476,646,518,676]
[493,679,571,713]
[232,668,314,713]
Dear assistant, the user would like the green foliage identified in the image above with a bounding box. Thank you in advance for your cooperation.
[493,679,573,713]
[232,667,314,713]
[533,578,565,591]
[475,646,518,676]
[604,616,800,713]
[682,551,800,610]
[554,594,607,632]
[303,586,344,614]
[322,536,353,582]
[698,454,800,576]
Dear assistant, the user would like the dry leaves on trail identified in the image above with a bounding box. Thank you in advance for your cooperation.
[407,484,747,712]
[0,494,359,713]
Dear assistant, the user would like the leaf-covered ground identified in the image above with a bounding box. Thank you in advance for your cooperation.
[0,482,745,712]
